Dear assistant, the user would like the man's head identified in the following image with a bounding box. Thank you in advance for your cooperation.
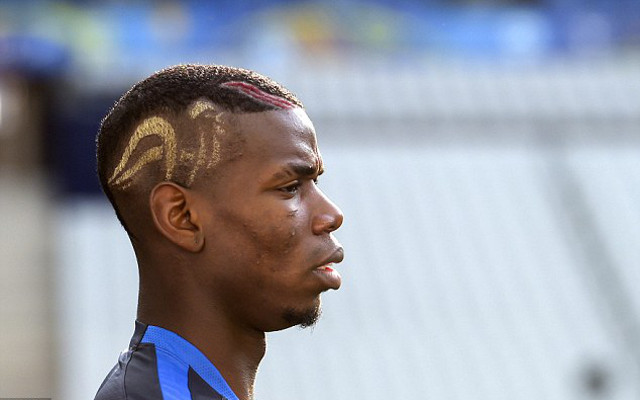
[97,65,302,233]
[97,65,344,331]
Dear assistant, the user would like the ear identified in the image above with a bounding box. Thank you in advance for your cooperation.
[149,182,205,252]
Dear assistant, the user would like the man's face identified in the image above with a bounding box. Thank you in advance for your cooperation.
[193,108,344,332]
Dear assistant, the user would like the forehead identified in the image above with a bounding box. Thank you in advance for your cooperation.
[235,108,319,162]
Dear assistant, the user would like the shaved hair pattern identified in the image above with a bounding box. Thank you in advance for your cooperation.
[107,100,225,191]
[108,116,177,190]
[96,64,303,234]
[220,81,295,109]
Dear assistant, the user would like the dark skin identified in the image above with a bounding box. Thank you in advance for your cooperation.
[129,108,344,400]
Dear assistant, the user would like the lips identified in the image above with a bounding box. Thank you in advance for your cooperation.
[313,248,344,290]
[316,264,336,273]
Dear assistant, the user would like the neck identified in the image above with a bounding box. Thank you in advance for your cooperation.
[137,284,266,400]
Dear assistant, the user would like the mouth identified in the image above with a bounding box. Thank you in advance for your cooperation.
[312,248,344,290]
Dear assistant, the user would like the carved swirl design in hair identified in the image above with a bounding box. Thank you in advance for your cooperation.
[108,99,225,190]
[186,99,223,185]
[108,116,177,189]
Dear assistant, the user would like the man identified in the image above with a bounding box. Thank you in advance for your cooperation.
[94,65,344,400]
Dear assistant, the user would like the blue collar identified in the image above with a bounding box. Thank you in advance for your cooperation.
[141,324,239,400]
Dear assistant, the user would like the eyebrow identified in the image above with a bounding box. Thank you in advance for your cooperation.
[271,161,324,181]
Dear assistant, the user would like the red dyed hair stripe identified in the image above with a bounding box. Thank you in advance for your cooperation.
[220,81,295,109]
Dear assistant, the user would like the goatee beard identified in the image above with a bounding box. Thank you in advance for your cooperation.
[283,302,322,328]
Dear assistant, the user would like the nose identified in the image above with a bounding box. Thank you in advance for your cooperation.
[312,190,344,235]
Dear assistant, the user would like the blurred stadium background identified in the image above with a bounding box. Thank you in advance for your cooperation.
[1,0,640,399]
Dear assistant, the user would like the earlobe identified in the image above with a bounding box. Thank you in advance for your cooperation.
[149,182,205,252]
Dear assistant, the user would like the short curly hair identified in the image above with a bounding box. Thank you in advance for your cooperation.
[96,64,303,235]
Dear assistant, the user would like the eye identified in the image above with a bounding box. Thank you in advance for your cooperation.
[279,181,301,195]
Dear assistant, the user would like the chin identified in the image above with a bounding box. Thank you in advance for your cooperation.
[281,301,322,330]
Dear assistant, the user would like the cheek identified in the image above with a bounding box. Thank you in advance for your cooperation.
[254,208,304,258]
[212,202,306,265]
[262,218,299,253]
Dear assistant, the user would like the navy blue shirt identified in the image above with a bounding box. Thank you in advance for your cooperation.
[95,321,239,400]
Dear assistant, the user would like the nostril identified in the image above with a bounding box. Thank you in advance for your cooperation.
[313,212,342,234]
[313,191,344,233]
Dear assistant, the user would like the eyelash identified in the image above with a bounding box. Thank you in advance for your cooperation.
[280,182,301,194]
[279,178,319,195]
